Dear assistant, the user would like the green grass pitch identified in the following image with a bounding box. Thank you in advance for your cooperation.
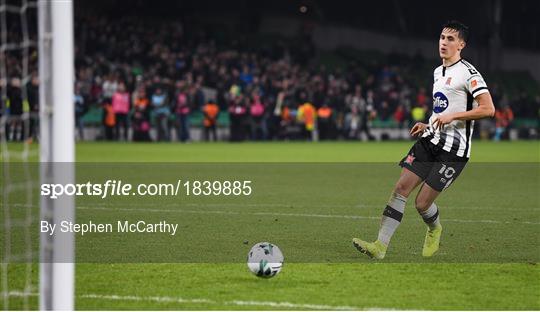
[2,140,539,310]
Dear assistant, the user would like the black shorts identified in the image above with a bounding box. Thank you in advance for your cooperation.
[399,137,468,192]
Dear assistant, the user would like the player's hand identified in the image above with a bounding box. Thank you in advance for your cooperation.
[410,122,427,137]
[432,114,454,131]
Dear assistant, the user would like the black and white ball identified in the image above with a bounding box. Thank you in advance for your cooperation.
[247,242,284,278]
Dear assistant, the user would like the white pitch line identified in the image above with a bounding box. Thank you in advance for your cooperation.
[77,205,540,225]
[79,205,381,220]
[5,291,367,310]
[6,201,540,211]
[92,201,540,211]
[226,299,361,310]
[81,293,212,304]
[2,291,37,298]
[81,293,361,310]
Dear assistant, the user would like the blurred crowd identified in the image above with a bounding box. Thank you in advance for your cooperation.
[1,16,538,142]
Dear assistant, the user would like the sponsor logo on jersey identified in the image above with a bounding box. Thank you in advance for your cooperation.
[471,80,477,88]
[433,92,449,113]
[445,77,452,85]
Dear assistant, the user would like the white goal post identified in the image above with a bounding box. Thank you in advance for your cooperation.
[38,0,74,310]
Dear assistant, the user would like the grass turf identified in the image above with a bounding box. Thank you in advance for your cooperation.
[3,140,539,162]
[73,140,539,162]
[1,140,539,310]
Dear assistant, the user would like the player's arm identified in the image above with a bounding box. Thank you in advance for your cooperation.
[433,92,495,130]
[451,92,495,120]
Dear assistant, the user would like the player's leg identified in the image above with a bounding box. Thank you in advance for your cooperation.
[415,182,443,257]
[415,182,441,229]
[378,168,424,245]
[353,167,423,259]
[418,159,467,257]
[353,137,435,259]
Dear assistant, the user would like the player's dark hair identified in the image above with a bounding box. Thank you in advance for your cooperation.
[442,20,469,43]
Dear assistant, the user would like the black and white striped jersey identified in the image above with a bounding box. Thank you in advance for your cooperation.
[422,59,489,158]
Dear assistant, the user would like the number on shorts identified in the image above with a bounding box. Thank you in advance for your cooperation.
[438,164,456,178]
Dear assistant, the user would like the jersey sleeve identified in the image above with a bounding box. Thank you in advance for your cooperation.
[465,71,489,98]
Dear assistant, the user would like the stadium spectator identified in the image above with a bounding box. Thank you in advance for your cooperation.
[493,104,514,141]
[132,88,151,142]
[410,104,427,127]
[90,76,103,103]
[345,85,362,106]
[354,87,376,141]
[27,73,40,142]
[269,84,286,139]
[228,93,248,142]
[102,74,118,99]
[280,103,297,139]
[317,103,334,140]
[74,83,87,140]
[394,104,407,129]
[6,78,24,141]
[378,101,392,121]
[151,87,170,141]
[174,83,191,142]
[416,87,429,107]
[102,98,116,141]
[312,82,327,108]
[249,94,267,140]
[344,104,360,140]
[111,82,130,141]
[202,100,219,141]
[240,65,253,86]
[297,101,316,140]
[192,82,206,111]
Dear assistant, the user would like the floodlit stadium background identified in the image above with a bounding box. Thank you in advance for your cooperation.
[3,0,539,143]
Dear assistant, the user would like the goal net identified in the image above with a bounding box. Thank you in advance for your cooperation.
[1,0,74,309]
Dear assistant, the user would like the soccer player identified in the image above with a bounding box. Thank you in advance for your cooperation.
[352,21,495,259]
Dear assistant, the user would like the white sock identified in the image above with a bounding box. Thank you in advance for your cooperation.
[420,203,440,230]
[377,192,407,246]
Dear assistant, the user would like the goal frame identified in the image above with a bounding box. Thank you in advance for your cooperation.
[38,0,75,310]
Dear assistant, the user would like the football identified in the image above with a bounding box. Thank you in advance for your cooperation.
[247,242,284,278]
